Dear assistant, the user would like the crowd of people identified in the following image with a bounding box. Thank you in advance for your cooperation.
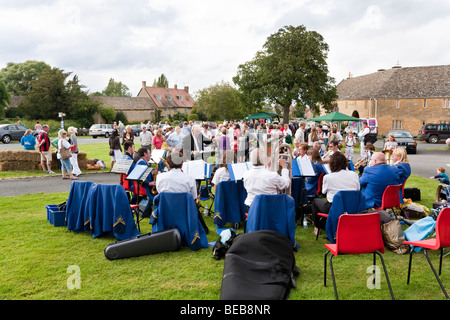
[17,117,449,242]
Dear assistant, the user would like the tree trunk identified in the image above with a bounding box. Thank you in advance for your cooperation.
[282,104,290,124]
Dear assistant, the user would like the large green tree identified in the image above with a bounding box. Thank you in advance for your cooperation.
[0,80,11,118]
[233,25,337,124]
[152,74,169,88]
[194,81,250,121]
[100,78,132,97]
[0,60,51,94]
[18,67,99,127]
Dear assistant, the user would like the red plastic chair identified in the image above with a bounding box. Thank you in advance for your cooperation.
[375,184,402,210]
[323,212,395,300]
[314,172,325,195]
[403,207,450,299]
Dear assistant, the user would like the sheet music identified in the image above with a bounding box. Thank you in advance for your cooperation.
[323,163,331,174]
[151,149,166,164]
[292,157,316,177]
[227,162,251,181]
[183,160,207,180]
[111,159,134,175]
[126,165,153,181]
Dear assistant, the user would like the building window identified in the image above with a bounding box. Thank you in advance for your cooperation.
[185,108,188,113]
[166,95,172,100]
[423,99,427,108]
[165,108,168,112]
[444,99,450,108]
[177,95,183,101]
[155,94,161,100]
[392,120,402,130]
[396,100,400,109]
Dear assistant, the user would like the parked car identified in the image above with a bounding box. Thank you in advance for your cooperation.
[130,124,143,137]
[88,124,114,138]
[417,123,450,143]
[386,129,417,154]
[0,124,29,144]
[77,127,89,136]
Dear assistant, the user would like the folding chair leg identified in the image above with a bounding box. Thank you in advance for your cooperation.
[324,251,330,287]
[328,254,339,300]
[423,249,449,299]
[407,247,414,285]
[439,247,444,276]
[374,251,395,300]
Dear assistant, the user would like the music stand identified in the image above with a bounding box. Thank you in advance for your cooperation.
[292,157,317,177]
[111,158,134,186]
[126,164,153,231]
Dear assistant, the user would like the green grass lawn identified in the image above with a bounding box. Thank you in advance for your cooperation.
[0,142,449,301]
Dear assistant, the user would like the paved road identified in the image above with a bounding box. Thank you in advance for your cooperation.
[1,138,448,197]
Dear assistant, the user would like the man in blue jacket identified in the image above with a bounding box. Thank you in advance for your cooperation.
[359,151,400,209]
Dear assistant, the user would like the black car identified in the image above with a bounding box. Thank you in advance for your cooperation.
[130,124,143,136]
[386,129,417,154]
[418,123,450,144]
[0,124,29,144]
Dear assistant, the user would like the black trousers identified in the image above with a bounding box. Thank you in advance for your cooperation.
[311,198,332,228]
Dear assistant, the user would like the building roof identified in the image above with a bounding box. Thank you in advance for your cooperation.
[138,84,195,109]
[337,65,450,100]
[91,96,157,110]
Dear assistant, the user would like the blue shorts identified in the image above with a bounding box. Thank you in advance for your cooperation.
[60,158,72,172]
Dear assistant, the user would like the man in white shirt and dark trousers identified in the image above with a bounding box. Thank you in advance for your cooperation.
[155,148,209,233]
[358,121,370,157]
[139,125,153,150]
[242,148,291,210]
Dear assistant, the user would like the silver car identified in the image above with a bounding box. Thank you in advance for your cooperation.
[88,124,114,138]
[0,124,29,144]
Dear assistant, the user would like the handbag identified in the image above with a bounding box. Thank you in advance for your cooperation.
[59,141,72,160]
[381,219,410,254]
[109,149,114,156]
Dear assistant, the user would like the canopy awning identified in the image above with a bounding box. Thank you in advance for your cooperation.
[310,111,361,122]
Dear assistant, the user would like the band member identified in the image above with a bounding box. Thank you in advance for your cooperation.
[242,148,290,208]
[155,148,209,233]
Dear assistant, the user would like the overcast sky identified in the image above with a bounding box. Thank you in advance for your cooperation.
[1,0,449,97]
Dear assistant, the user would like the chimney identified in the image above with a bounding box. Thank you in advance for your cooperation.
[174,84,177,90]
[184,86,189,93]
[142,81,146,88]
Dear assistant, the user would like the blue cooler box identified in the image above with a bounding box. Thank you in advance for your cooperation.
[46,205,66,227]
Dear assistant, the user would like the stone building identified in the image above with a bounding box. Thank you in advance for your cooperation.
[91,96,158,123]
[137,81,195,120]
[335,65,450,136]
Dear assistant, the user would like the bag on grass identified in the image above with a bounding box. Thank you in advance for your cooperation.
[381,219,409,254]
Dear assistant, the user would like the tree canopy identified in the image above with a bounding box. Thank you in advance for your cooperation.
[233,25,337,124]
[0,60,51,95]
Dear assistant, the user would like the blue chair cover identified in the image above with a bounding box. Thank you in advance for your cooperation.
[213,180,247,227]
[85,184,140,240]
[150,192,208,250]
[66,181,95,233]
[325,190,367,244]
[245,194,296,247]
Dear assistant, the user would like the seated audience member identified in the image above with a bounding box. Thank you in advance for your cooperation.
[211,151,236,186]
[242,148,290,208]
[359,151,401,209]
[322,140,340,163]
[155,148,209,233]
[430,167,449,185]
[392,147,411,185]
[311,152,360,235]
[305,147,327,196]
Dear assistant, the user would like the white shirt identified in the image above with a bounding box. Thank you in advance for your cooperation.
[358,127,370,141]
[140,130,153,146]
[295,128,305,143]
[242,166,290,207]
[57,139,71,160]
[156,168,197,199]
[212,167,230,185]
[322,169,360,203]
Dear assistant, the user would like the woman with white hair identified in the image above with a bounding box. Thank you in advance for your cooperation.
[57,129,77,180]
[68,126,82,176]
